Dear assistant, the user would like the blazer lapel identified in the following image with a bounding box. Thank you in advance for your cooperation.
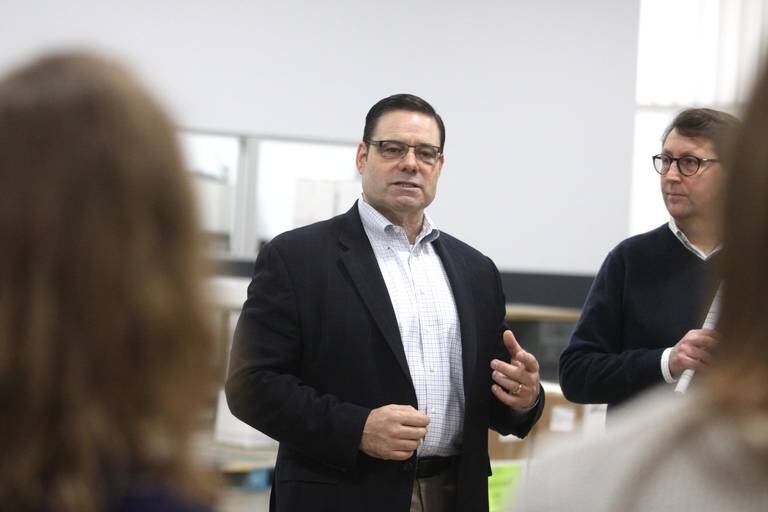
[433,236,478,396]
[337,205,413,386]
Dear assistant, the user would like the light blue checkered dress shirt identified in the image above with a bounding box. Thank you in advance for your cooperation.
[358,199,464,457]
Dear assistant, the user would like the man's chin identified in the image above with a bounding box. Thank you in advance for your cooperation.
[391,196,426,210]
[665,202,690,219]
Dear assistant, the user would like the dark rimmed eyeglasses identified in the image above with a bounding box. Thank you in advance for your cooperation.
[367,139,442,165]
[652,154,719,177]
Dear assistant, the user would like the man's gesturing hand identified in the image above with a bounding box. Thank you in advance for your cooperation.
[491,330,541,410]
[360,404,429,461]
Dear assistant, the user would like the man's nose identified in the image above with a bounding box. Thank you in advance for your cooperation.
[664,161,683,180]
[400,147,419,171]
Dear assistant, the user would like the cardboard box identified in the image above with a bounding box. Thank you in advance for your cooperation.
[488,429,531,460]
[528,384,585,458]
[488,383,586,460]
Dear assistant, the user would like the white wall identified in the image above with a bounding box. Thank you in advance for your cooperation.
[0,0,640,275]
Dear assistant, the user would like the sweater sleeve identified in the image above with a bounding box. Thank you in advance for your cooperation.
[558,248,665,405]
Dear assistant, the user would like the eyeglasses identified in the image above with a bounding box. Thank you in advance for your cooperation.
[652,154,719,177]
[367,140,442,165]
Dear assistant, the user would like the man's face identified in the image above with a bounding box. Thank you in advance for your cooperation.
[356,110,444,225]
[660,128,722,225]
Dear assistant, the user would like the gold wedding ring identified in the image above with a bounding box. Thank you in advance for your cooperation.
[511,382,523,395]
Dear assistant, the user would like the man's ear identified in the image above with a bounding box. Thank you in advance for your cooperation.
[355,142,368,175]
[435,153,445,177]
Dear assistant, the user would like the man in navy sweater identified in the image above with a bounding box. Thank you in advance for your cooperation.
[559,108,740,411]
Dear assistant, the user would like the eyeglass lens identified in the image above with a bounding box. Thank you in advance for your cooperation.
[376,141,440,164]
[653,155,701,176]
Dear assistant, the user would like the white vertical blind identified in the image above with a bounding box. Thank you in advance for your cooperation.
[635,0,767,107]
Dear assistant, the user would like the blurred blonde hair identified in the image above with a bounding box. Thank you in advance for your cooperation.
[709,63,768,416]
[0,52,216,511]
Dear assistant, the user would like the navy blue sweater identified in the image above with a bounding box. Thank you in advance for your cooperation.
[559,224,719,409]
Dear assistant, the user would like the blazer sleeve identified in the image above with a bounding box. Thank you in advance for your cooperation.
[558,248,665,405]
[224,241,370,472]
[487,259,545,437]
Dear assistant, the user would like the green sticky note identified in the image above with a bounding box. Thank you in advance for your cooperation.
[488,461,525,512]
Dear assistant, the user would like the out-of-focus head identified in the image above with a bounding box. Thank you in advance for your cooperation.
[657,108,740,228]
[0,52,214,510]
[711,67,768,415]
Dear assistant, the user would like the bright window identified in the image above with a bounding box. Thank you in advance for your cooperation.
[254,139,359,245]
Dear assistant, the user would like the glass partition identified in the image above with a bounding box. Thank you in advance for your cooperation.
[179,130,359,258]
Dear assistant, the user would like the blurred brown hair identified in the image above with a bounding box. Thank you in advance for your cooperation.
[0,52,215,510]
[708,65,768,415]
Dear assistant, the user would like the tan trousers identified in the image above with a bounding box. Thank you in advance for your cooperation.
[410,467,458,512]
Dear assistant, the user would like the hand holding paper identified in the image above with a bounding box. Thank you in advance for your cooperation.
[675,286,722,393]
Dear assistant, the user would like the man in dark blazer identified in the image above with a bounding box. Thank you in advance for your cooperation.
[226,93,544,512]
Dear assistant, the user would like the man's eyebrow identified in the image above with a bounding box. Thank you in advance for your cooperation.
[661,150,711,157]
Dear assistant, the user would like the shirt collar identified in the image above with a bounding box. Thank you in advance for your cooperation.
[667,218,721,261]
[357,197,441,245]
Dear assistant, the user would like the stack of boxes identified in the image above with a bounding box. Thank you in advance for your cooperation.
[488,383,596,460]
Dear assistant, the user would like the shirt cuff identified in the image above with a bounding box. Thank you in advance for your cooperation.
[661,347,677,383]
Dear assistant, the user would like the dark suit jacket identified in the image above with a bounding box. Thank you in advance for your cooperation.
[226,204,543,512]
